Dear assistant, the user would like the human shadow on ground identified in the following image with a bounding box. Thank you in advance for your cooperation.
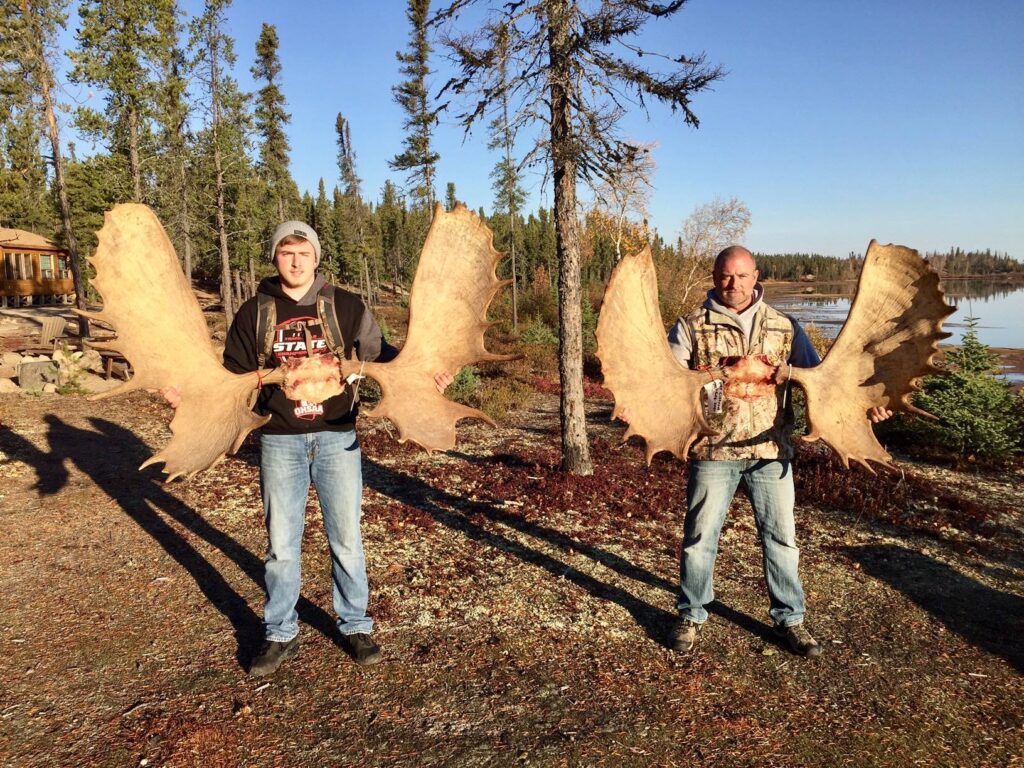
[18,415,339,669]
[846,543,1024,673]
[367,457,678,645]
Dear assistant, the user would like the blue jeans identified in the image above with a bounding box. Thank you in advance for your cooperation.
[260,430,372,641]
[677,459,806,627]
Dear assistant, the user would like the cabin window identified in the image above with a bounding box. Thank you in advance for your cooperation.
[40,254,53,279]
[2,253,13,281]
[57,255,71,278]
[20,253,31,279]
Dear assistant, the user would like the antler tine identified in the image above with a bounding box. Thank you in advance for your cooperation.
[791,240,956,469]
[596,245,715,463]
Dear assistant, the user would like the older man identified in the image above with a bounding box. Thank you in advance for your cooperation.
[666,245,888,657]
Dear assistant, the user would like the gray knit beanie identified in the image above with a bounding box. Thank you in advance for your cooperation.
[268,220,321,266]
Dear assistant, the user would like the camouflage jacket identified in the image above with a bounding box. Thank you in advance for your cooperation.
[669,289,819,461]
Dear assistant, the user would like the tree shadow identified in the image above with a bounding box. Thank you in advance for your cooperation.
[13,415,339,669]
[365,457,679,644]
[846,543,1024,672]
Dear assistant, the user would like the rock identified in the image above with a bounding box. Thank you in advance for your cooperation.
[1,352,23,368]
[42,383,57,394]
[18,360,59,390]
[77,373,121,394]
[0,379,19,393]
[79,349,104,374]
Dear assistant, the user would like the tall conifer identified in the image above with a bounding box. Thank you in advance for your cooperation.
[390,0,439,210]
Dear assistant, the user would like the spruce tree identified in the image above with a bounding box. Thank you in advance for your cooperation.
[390,0,439,211]
[438,0,723,473]
[69,0,171,203]
[251,22,298,223]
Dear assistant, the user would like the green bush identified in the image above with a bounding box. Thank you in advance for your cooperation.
[447,365,481,405]
[877,318,1024,462]
[520,318,558,346]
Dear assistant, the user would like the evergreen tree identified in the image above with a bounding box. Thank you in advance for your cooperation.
[440,0,723,473]
[151,0,195,280]
[0,4,52,231]
[390,0,439,210]
[486,25,526,329]
[444,181,458,211]
[899,318,1024,460]
[17,0,88,335]
[251,22,299,223]
[190,0,246,325]
[69,0,171,203]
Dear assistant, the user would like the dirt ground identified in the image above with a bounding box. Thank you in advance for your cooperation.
[0,386,1022,768]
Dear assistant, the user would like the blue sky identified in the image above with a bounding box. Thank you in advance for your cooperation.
[58,0,1024,259]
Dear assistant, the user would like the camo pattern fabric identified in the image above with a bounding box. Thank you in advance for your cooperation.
[687,303,795,460]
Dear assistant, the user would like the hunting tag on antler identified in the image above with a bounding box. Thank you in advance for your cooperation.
[81,203,514,479]
[597,240,955,471]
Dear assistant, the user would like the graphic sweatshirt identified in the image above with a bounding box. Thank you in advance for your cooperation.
[222,275,394,434]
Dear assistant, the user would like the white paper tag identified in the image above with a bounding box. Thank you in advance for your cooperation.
[702,379,724,415]
[345,373,365,386]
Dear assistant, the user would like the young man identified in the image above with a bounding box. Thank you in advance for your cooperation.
[171,220,449,675]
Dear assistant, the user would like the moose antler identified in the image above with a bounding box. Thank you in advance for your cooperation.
[339,203,517,450]
[595,246,717,463]
[789,240,955,469]
[79,204,267,480]
[80,203,513,478]
[596,240,954,470]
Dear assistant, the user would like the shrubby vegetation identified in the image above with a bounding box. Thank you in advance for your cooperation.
[877,318,1024,463]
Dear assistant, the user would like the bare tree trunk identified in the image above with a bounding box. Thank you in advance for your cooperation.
[509,212,518,331]
[178,156,192,282]
[23,0,88,338]
[547,0,592,475]
[128,107,142,202]
[248,256,256,297]
[209,29,234,327]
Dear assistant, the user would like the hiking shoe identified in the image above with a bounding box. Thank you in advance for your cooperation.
[250,637,299,676]
[775,623,823,657]
[668,619,702,653]
[340,633,382,666]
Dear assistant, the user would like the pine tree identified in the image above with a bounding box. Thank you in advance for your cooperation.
[18,0,89,335]
[151,0,195,281]
[251,22,298,223]
[439,0,723,473]
[69,0,171,203]
[390,0,439,211]
[487,24,526,330]
[905,318,1024,460]
[190,0,245,326]
[0,4,53,231]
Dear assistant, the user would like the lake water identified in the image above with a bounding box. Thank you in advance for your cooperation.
[765,279,1024,383]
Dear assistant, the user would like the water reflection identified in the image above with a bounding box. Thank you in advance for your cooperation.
[765,278,1024,349]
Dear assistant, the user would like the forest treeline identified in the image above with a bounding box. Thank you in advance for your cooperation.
[756,249,1023,282]
[3,3,1016,324]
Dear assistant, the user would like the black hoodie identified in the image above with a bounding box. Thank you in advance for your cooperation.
[223,276,392,434]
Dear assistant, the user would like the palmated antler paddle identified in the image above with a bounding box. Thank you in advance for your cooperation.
[595,246,717,463]
[78,204,268,480]
[596,240,955,471]
[789,240,955,469]
[80,203,514,479]
[339,203,517,450]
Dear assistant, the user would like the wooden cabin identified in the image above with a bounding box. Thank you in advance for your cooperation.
[0,227,75,308]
